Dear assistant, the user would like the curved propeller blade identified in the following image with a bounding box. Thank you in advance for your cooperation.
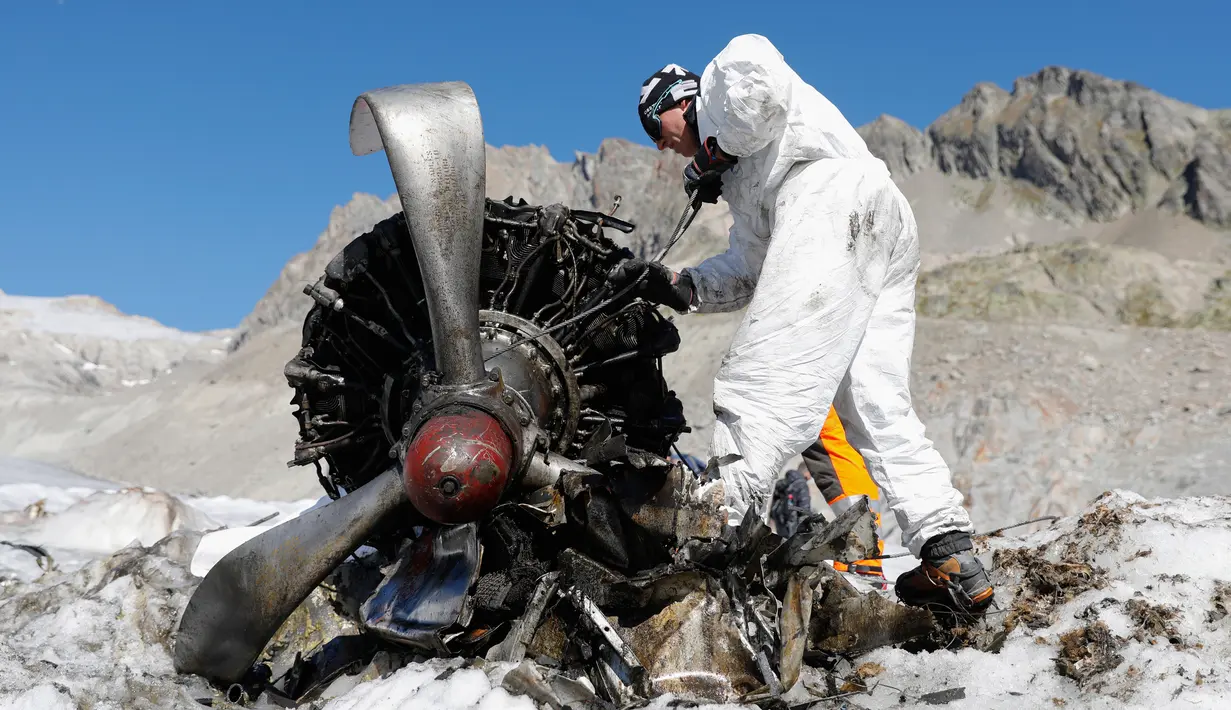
[350,81,488,387]
[174,467,410,684]
[175,81,490,686]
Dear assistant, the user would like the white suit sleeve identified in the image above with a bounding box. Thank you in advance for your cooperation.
[702,34,792,158]
[681,207,767,313]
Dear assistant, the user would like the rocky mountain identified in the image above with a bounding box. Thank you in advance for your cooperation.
[0,289,229,396]
[3,64,1231,533]
[863,66,1231,228]
[231,65,1231,352]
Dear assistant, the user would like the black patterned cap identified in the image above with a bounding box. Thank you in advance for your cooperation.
[638,64,700,142]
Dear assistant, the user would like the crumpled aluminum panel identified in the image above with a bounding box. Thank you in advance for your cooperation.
[360,523,482,653]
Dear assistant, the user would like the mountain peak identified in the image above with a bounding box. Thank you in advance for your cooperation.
[918,65,1231,224]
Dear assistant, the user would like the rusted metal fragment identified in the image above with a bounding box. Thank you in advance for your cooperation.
[768,498,878,571]
[724,569,780,696]
[730,504,780,569]
[808,565,934,655]
[502,660,613,709]
[558,550,648,609]
[620,462,727,543]
[486,572,560,663]
[502,660,564,709]
[629,569,711,609]
[516,485,567,527]
[778,571,817,691]
[920,686,967,704]
[621,577,761,703]
[563,585,648,694]
[526,611,568,664]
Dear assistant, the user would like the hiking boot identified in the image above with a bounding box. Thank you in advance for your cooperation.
[895,531,993,615]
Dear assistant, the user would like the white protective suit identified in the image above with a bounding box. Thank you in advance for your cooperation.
[681,34,973,555]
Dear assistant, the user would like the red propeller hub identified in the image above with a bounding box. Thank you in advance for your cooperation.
[402,408,514,524]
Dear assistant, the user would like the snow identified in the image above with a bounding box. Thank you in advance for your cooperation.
[319,660,537,710]
[0,292,208,343]
[849,491,1231,709]
[1,455,1229,709]
[0,458,321,582]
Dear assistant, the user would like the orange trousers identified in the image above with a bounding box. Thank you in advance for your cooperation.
[799,407,885,575]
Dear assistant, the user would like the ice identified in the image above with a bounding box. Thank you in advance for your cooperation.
[320,661,538,710]
[2,451,1230,709]
[0,456,115,490]
[847,491,1231,709]
[0,685,78,710]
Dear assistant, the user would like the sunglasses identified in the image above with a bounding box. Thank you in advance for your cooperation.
[641,79,686,143]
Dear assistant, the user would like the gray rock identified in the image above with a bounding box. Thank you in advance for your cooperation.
[856,114,932,177]
[923,66,1230,226]
[1160,124,1231,228]
[929,81,1011,179]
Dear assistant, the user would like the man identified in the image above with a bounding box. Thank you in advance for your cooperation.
[613,35,993,615]
[770,466,811,539]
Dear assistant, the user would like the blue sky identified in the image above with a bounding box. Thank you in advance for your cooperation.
[2,0,1227,332]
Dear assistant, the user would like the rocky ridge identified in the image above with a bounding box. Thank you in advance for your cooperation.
[864,66,1231,227]
[0,289,229,396]
[4,65,1231,532]
[232,65,1231,351]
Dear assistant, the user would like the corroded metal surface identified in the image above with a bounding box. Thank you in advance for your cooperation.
[621,578,761,703]
[349,82,487,386]
[808,564,934,655]
[622,462,726,543]
[779,571,817,691]
[173,466,412,685]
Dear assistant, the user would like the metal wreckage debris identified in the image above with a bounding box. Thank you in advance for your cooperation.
[171,81,945,708]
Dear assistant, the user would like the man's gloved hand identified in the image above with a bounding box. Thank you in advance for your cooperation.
[607,257,694,312]
[684,136,738,204]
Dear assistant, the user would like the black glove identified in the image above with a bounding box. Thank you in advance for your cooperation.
[607,257,694,312]
[683,136,738,204]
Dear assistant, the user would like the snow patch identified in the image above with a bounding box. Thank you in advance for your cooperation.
[0,292,209,343]
[1,456,1229,709]
[320,660,537,710]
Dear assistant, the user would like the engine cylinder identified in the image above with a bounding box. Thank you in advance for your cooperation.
[402,408,514,524]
